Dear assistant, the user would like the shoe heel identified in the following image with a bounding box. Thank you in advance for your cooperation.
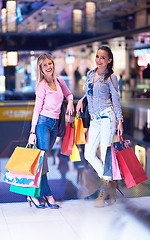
[43,196,59,209]
[27,197,32,207]
[27,196,45,209]
[42,198,46,205]
[116,186,124,196]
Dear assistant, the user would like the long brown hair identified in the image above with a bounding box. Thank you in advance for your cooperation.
[36,53,55,90]
[98,46,113,81]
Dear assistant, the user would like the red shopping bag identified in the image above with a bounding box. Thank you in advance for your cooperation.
[61,121,74,155]
[111,137,131,180]
[75,117,86,145]
[116,147,148,188]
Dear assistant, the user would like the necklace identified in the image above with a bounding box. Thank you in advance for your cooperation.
[47,79,57,91]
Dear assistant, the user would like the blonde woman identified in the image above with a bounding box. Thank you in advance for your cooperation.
[28,53,74,208]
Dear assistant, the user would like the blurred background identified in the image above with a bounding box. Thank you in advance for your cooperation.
[0,0,150,204]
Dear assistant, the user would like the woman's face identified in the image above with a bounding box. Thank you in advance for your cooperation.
[41,58,54,79]
[95,49,112,71]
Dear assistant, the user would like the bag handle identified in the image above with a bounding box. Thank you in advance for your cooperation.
[118,135,124,151]
[118,135,124,142]
[26,143,37,149]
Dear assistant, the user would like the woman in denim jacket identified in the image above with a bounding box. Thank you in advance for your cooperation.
[76,46,123,207]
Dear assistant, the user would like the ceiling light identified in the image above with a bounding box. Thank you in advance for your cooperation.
[72,9,82,33]
[85,2,96,32]
[1,8,7,33]
[2,51,18,67]
[7,0,17,32]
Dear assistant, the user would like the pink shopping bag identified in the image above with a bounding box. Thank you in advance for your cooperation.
[111,143,122,180]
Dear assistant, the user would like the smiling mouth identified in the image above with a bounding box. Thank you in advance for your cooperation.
[46,68,53,72]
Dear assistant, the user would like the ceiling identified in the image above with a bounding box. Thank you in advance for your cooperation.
[15,0,150,33]
[0,0,150,51]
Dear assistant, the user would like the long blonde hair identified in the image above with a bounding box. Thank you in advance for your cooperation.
[36,53,55,91]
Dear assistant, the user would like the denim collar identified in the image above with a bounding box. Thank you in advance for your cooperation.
[88,68,108,83]
[94,67,108,76]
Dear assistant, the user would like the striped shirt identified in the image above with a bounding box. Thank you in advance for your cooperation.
[84,68,123,121]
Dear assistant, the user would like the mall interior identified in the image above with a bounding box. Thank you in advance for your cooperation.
[0,0,150,239]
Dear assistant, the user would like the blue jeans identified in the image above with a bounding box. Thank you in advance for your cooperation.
[36,114,58,196]
[84,107,117,180]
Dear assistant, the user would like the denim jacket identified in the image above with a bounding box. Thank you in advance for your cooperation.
[84,68,123,121]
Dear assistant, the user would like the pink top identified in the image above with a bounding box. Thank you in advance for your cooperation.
[32,77,73,126]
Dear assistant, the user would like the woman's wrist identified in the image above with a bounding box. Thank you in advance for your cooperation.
[79,98,83,103]
[118,119,123,123]
[30,132,36,135]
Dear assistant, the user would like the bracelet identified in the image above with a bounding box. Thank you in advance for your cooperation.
[30,132,35,135]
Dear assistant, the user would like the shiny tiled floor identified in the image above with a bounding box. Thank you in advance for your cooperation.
[0,197,150,240]
[1,155,150,240]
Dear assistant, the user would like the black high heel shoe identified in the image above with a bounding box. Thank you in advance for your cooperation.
[43,195,59,209]
[27,196,45,209]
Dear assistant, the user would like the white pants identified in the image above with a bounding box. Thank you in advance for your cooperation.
[84,107,117,180]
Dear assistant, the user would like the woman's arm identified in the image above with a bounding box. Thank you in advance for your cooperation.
[28,81,46,144]
[117,120,123,136]
[57,77,74,115]
[109,74,123,121]
[58,77,73,101]
[109,74,123,136]
[76,99,83,115]
[66,100,74,115]
[28,128,37,145]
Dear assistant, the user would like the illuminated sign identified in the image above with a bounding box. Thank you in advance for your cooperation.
[0,106,34,121]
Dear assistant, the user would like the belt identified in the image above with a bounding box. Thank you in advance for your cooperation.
[90,113,109,120]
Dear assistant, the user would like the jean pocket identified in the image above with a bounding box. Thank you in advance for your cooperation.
[38,115,48,124]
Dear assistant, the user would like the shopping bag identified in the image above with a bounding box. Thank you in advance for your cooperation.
[70,116,81,162]
[111,139,132,180]
[103,146,112,177]
[57,79,66,137]
[4,151,45,188]
[75,117,86,144]
[79,97,90,128]
[5,146,41,176]
[70,143,81,162]
[116,146,148,188]
[61,120,74,155]
[10,183,41,197]
[111,143,122,180]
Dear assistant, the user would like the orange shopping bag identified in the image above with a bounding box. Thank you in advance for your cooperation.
[75,117,86,144]
[5,147,41,176]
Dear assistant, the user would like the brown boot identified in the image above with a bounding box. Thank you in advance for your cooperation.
[108,181,117,204]
[94,180,110,207]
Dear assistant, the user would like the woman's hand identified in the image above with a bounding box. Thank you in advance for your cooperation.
[66,100,74,115]
[76,99,83,115]
[28,133,37,145]
[117,120,123,137]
